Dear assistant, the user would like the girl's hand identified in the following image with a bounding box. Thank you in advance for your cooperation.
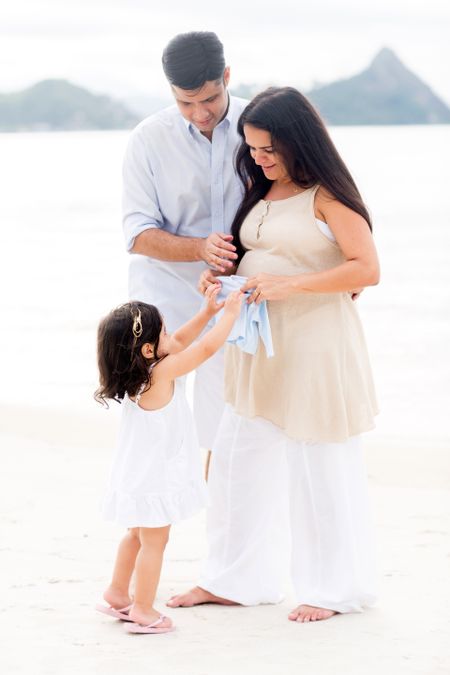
[223,290,244,318]
[240,273,295,304]
[204,283,225,316]
[198,269,222,295]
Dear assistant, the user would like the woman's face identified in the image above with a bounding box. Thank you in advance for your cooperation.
[244,124,289,182]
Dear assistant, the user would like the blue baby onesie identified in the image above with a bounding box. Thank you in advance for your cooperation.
[214,275,274,357]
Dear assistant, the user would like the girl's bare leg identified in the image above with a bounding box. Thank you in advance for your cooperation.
[103,528,141,608]
[128,526,172,629]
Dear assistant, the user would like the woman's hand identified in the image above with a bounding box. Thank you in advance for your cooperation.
[203,282,225,316]
[198,269,223,295]
[240,273,296,304]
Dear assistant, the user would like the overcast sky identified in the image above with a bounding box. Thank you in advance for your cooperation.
[1,0,449,104]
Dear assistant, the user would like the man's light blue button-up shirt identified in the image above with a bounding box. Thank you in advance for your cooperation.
[122,96,248,331]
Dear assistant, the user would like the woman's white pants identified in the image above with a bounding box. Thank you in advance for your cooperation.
[198,405,377,612]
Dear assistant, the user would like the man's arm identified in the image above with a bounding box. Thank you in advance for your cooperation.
[123,128,238,272]
[132,229,237,273]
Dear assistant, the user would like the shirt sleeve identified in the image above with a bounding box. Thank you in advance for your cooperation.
[122,127,164,252]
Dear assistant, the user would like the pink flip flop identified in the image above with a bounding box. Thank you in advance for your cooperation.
[95,603,133,622]
[125,615,174,634]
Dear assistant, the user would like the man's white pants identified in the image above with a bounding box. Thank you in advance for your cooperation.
[198,405,378,612]
[128,255,225,449]
[192,349,225,449]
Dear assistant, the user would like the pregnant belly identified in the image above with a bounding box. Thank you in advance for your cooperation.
[237,250,304,277]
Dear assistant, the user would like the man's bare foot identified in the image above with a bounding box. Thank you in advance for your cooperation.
[103,586,132,610]
[166,586,238,608]
[288,604,337,623]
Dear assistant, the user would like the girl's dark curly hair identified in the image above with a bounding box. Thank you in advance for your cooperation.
[94,301,163,406]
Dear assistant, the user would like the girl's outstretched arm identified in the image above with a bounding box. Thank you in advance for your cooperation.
[156,291,243,380]
[167,285,224,353]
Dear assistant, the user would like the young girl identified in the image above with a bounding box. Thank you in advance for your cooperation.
[94,284,243,634]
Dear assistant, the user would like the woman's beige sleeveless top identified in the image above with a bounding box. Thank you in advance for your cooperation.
[224,185,378,443]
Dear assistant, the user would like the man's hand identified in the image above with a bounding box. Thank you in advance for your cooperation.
[198,268,223,295]
[199,233,238,273]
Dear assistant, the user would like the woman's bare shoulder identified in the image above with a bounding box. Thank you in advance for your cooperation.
[315,186,363,224]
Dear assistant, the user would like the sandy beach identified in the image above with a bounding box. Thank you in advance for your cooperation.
[1,402,449,675]
[1,126,450,674]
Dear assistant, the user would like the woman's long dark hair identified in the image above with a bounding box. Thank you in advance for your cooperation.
[94,301,163,406]
[231,86,372,260]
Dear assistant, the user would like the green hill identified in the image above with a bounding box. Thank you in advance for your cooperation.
[232,48,450,126]
[0,79,138,131]
[3,49,449,130]
[308,48,450,125]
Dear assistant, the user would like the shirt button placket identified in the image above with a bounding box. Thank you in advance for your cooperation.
[211,126,226,233]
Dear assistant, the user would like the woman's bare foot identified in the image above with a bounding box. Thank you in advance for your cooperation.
[128,605,173,630]
[166,586,238,608]
[288,605,337,623]
[103,586,132,610]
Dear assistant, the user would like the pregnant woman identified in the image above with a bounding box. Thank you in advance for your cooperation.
[168,86,379,623]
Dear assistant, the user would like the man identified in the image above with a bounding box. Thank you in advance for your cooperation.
[122,32,247,463]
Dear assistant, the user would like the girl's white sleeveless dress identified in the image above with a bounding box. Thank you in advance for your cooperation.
[102,378,208,528]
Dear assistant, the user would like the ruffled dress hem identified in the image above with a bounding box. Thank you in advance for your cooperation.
[102,480,208,528]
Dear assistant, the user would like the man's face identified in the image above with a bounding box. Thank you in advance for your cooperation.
[172,67,230,136]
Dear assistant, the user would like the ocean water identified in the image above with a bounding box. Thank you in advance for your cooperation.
[0,126,449,444]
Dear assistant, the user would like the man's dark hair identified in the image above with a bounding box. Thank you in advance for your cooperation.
[162,31,225,90]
